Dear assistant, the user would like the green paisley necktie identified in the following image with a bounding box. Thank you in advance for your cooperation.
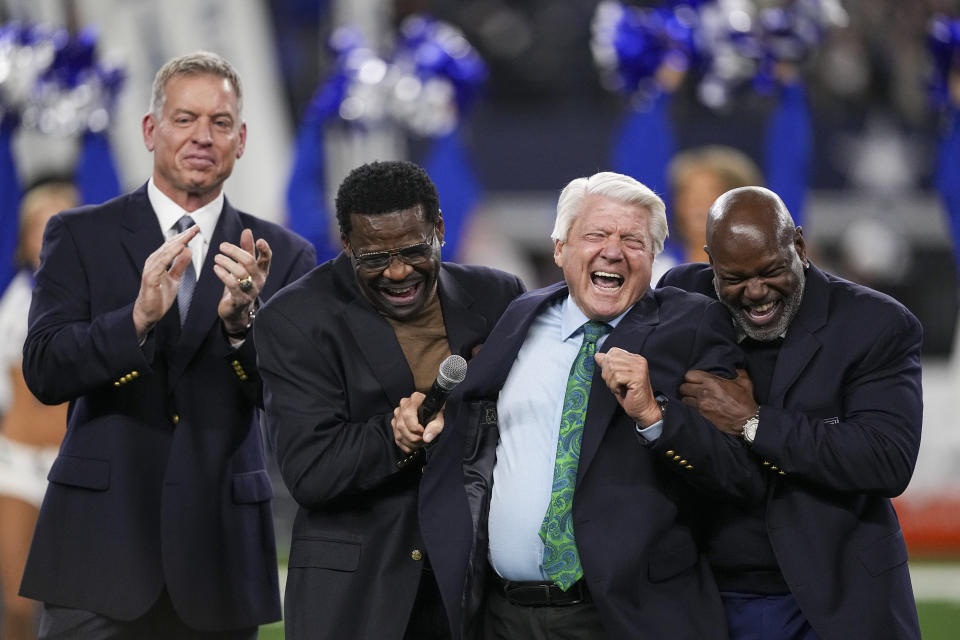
[539,320,609,590]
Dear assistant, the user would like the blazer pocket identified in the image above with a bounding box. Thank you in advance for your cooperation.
[648,540,699,583]
[858,529,909,577]
[48,455,110,491]
[231,469,273,504]
[288,536,361,572]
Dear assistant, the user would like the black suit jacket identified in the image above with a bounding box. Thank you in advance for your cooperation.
[420,282,747,640]
[254,254,524,640]
[20,185,316,631]
[657,262,923,640]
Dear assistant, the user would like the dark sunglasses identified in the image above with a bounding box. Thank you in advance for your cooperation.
[351,234,437,272]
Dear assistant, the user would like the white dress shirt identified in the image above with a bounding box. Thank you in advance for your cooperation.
[147,177,223,274]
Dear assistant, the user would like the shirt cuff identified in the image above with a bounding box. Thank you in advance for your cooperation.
[635,419,663,442]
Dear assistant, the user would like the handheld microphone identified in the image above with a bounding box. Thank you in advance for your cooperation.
[417,354,468,424]
[397,354,468,468]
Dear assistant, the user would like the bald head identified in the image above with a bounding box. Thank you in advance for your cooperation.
[705,186,808,341]
[706,186,795,255]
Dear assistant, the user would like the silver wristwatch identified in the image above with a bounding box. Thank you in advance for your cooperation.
[655,394,668,420]
[741,408,760,444]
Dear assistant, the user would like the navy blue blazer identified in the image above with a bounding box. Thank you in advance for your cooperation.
[20,185,316,631]
[658,262,923,640]
[420,282,745,640]
[254,254,524,640]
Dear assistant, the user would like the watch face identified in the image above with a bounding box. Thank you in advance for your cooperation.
[743,419,758,443]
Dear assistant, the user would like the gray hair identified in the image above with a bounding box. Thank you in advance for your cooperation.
[149,50,243,118]
[552,171,668,255]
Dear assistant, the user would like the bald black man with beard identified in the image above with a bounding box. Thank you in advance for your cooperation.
[657,186,923,640]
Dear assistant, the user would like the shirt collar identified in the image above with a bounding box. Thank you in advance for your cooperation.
[147,177,223,240]
[560,294,632,342]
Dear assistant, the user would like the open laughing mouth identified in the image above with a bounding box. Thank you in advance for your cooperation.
[591,271,624,290]
[379,281,423,305]
[744,300,781,325]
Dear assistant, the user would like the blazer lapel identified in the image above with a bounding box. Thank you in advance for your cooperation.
[768,265,828,405]
[578,290,658,481]
[119,185,165,278]
[437,266,488,359]
[457,283,566,400]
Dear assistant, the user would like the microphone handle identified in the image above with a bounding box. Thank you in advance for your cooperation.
[416,379,449,425]
[398,382,449,468]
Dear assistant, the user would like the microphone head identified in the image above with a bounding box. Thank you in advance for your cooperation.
[436,354,468,391]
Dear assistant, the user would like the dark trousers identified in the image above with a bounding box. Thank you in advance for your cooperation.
[722,592,821,640]
[37,589,258,640]
[481,581,607,640]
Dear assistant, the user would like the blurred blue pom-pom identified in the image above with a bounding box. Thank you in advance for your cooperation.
[306,14,486,137]
[0,21,124,134]
[928,14,960,111]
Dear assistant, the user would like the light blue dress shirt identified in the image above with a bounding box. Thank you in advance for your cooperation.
[488,294,663,581]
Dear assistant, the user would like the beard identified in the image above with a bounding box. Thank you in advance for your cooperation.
[717,267,806,342]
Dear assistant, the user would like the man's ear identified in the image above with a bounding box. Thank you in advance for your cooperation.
[553,239,565,269]
[794,226,809,267]
[435,211,445,245]
[236,121,247,158]
[142,113,157,151]
[340,233,350,253]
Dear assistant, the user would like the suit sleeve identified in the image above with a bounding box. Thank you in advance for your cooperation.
[23,215,153,405]
[750,306,923,497]
[648,301,770,503]
[255,302,410,509]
